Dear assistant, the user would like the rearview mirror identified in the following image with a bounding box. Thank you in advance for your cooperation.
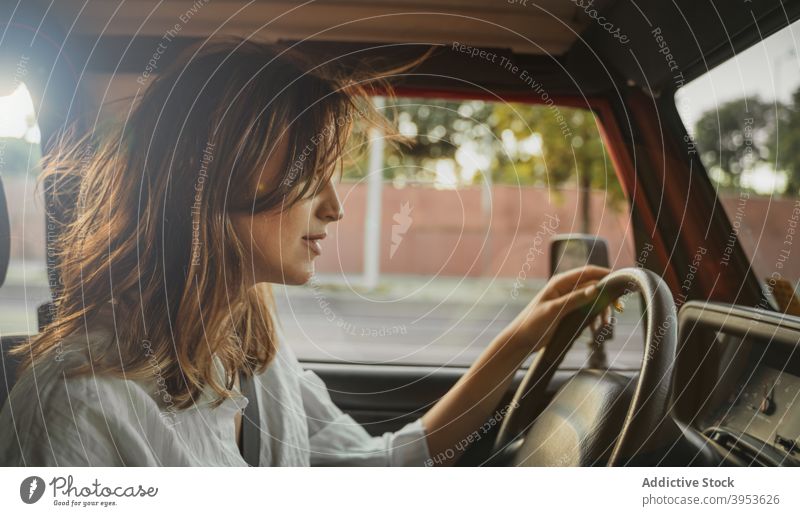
[548,234,612,369]
[549,234,610,277]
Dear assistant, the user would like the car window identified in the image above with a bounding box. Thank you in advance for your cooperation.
[0,85,641,368]
[275,96,642,368]
[0,81,48,336]
[675,20,800,311]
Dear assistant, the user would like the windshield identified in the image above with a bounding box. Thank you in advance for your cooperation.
[271,96,641,368]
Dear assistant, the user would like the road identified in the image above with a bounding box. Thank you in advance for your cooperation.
[272,284,647,369]
[0,281,647,370]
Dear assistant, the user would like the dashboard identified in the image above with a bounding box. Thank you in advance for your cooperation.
[673,302,800,466]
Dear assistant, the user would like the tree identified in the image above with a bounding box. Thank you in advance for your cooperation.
[773,88,800,195]
[342,96,625,231]
[693,96,776,190]
[487,103,621,231]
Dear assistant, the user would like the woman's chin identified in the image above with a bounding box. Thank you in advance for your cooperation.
[260,259,315,286]
[285,263,314,286]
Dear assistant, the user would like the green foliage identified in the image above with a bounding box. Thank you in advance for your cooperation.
[488,103,620,204]
[691,88,800,197]
[773,89,800,195]
[343,97,625,210]
[693,97,776,190]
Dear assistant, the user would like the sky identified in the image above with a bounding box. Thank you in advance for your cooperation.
[677,18,800,131]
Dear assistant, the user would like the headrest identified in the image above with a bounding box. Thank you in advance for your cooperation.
[0,176,9,287]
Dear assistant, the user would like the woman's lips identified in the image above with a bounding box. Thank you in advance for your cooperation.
[302,234,325,256]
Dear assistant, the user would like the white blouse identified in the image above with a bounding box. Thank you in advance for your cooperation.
[0,317,431,466]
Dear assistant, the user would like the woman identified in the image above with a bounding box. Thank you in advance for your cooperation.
[0,38,609,466]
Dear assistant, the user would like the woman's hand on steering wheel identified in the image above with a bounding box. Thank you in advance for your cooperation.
[503,265,612,355]
[422,264,616,466]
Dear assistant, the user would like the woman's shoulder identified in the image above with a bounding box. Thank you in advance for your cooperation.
[0,370,158,466]
[7,322,158,418]
[0,322,167,465]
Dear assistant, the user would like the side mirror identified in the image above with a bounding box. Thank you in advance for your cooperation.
[549,234,610,277]
[548,234,612,369]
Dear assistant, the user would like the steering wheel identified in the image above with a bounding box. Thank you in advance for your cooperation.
[491,267,678,466]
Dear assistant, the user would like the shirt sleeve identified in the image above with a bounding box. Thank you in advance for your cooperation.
[299,368,431,466]
[0,374,156,467]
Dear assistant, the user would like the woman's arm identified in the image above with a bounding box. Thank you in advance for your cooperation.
[420,265,611,466]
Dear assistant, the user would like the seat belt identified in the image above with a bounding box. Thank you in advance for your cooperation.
[239,371,261,466]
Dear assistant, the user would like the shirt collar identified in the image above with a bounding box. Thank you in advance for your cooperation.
[88,306,249,412]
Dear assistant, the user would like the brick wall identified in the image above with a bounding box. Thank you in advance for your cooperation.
[4,175,797,281]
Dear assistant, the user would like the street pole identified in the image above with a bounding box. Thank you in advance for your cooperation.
[363,96,385,291]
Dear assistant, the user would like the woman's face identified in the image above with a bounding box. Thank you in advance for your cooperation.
[230,136,344,286]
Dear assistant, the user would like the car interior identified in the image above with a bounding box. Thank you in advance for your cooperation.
[2,0,800,467]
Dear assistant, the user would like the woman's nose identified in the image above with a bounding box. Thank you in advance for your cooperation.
[319,181,344,222]
[325,204,344,222]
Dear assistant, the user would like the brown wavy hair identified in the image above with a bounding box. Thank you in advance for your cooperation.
[11,37,429,410]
